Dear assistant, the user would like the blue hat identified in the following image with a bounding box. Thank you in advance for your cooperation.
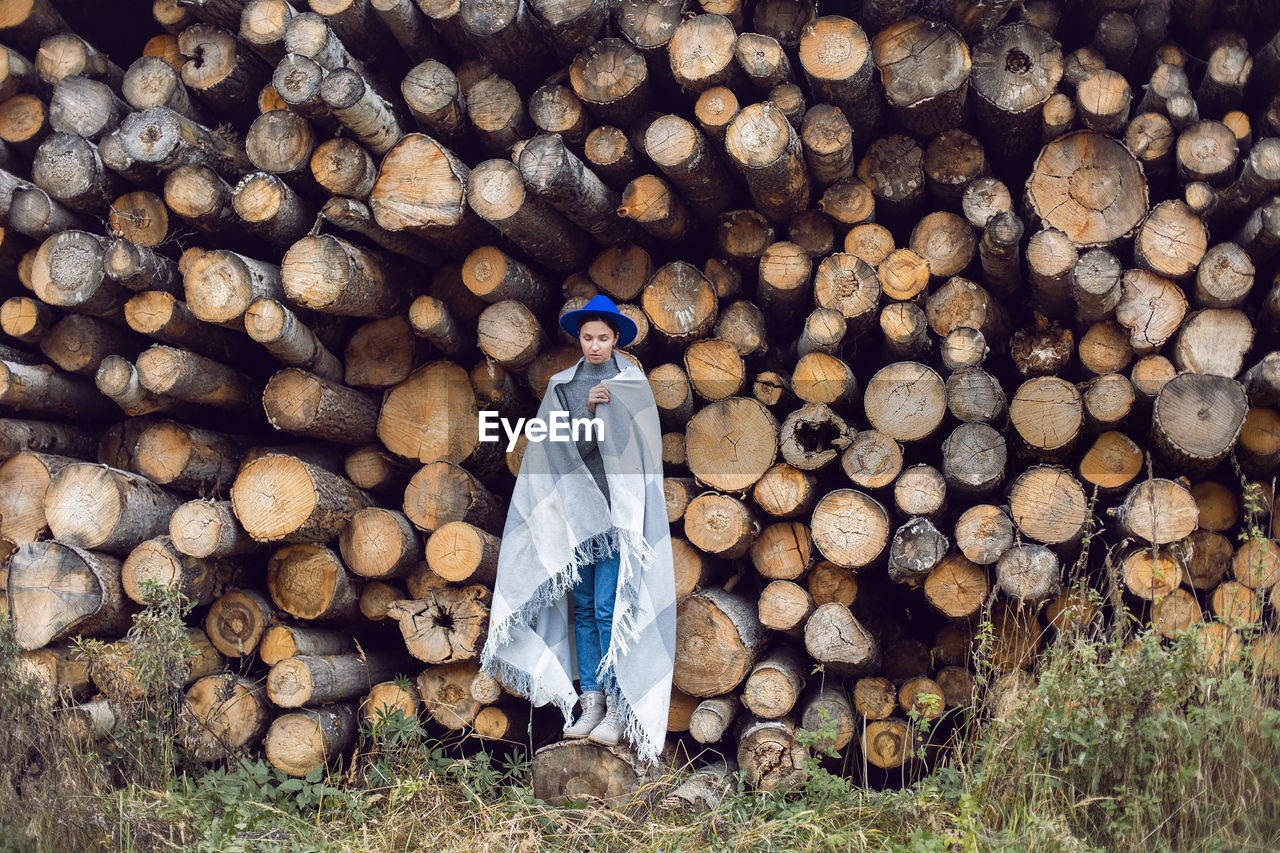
[558,294,638,347]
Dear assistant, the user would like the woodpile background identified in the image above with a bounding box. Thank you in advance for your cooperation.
[2,0,1280,796]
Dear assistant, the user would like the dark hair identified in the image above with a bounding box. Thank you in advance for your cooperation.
[576,312,620,337]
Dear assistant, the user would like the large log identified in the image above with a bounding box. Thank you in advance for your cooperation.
[0,418,98,462]
[466,157,591,273]
[1152,373,1248,472]
[804,602,880,677]
[0,450,76,543]
[136,344,258,415]
[263,703,357,778]
[231,453,373,543]
[281,234,404,318]
[683,396,776,492]
[369,132,492,254]
[8,540,135,650]
[263,368,380,445]
[1026,131,1148,249]
[415,659,483,728]
[259,624,352,666]
[134,420,243,495]
[43,462,183,555]
[267,652,399,708]
[724,101,809,222]
[971,22,1062,157]
[266,543,363,621]
[518,131,635,246]
[339,507,421,579]
[181,674,272,763]
[386,584,491,663]
[1008,465,1089,547]
[871,16,970,136]
[673,586,765,698]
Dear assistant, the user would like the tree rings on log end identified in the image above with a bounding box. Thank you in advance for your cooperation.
[685,396,777,491]
[1026,130,1148,248]
[1114,478,1198,545]
[232,454,370,542]
[673,587,764,697]
[863,361,945,442]
[1152,373,1247,472]
[263,704,356,778]
[1008,465,1088,546]
[532,740,660,807]
[810,488,889,568]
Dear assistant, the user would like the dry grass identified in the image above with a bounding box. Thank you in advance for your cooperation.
[2,585,1279,853]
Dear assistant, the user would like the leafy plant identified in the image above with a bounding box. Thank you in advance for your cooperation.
[72,579,200,788]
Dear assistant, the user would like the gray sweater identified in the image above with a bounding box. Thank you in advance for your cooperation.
[557,354,621,504]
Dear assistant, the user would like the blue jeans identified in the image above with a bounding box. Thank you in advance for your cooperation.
[571,550,620,692]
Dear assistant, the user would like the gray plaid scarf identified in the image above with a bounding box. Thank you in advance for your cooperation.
[480,356,676,764]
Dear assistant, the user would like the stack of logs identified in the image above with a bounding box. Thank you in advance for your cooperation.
[2,0,1280,795]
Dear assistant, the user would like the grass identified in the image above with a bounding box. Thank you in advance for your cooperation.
[1,584,1278,852]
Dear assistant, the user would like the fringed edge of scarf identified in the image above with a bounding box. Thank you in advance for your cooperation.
[479,524,664,765]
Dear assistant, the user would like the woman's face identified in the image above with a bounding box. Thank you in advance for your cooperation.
[579,319,616,363]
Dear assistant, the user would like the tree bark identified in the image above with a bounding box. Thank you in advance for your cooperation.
[281,233,405,318]
[724,102,809,222]
[268,652,399,707]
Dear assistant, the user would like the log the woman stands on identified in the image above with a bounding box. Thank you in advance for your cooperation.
[1,0,1279,798]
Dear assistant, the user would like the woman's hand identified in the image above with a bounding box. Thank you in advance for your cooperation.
[586,382,610,416]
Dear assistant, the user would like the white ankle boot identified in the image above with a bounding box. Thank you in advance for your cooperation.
[563,690,606,738]
[588,695,623,745]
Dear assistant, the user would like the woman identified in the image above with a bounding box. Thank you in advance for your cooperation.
[480,295,676,763]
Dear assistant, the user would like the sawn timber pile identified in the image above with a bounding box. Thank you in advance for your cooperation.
[0,0,1279,795]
